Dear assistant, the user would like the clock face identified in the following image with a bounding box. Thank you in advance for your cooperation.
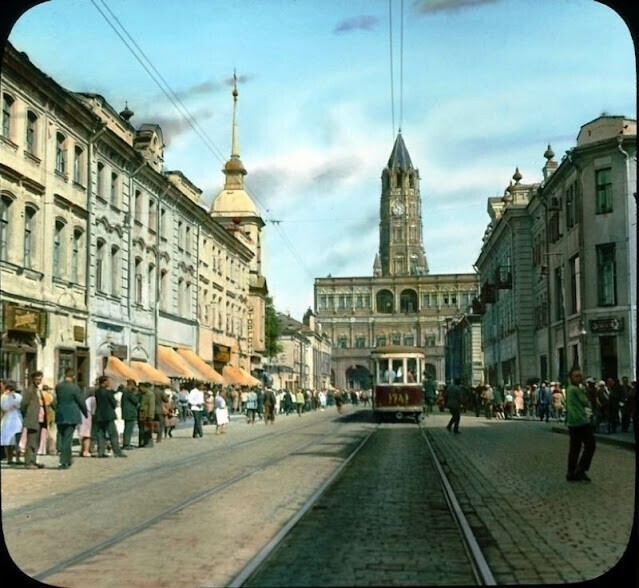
[391,199,404,216]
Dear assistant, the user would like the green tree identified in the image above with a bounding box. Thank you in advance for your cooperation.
[264,296,283,358]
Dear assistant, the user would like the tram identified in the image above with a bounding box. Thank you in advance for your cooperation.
[370,345,425,422]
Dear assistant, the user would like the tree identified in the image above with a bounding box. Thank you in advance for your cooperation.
[264,296,283,359]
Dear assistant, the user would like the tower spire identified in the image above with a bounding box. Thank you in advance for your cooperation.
[231,68,240,159]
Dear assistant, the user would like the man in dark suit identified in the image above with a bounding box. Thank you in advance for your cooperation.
[120,379,139,449]
[20,370,46,469]
[54,368,88,469]
[94,375,127,458]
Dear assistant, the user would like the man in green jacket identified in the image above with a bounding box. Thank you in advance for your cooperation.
[565,367,596,482]
[445,377,463,434]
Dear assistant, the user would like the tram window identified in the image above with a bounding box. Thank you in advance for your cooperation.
[407,358,418,382]
[392,359,403,382]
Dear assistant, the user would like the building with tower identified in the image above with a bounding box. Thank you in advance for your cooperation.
[210,75,268,377]
[314,132,481,390]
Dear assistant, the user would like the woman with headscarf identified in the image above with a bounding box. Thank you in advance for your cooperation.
[1,380,23,465]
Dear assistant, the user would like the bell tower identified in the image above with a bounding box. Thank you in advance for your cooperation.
[378,132,428,277]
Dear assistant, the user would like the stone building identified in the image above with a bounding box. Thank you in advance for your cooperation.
[0,42,263,390]
[314,133,481,389]
[476,114,636,385]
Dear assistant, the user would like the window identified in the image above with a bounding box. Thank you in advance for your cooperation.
[569,255,580,315]
[134,257,143,305]
[354,336,365,348]
[2,93,14,139]
[565,183,576,229]
[375,336,386,347]
[71,229,82,283]
[185,226,191,253]
[595,168,613,214]
[148,199,157,230]
[596,243,616,306]
[134,190,142,221]
[111,246,120,296]
[96,162,105,199]
[177,278,184,313]
[177,221,184,249]
[159,269,168,310]
[56,132,67,175]
[160,208,166,238]
[110,172,119,206]
[73,146,83,184]
[391,333,401,345]
[403,335,414,346]
[24,206,36,268]
[0,195,11,261]
[96,239,105,292]
[148,264,155,306]
[26,110,38,154]
[53,220,65,278]
[554,267,564,321]
[337,337,347,348]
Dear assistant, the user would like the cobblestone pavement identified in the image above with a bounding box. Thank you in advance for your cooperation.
[245,426,479,587]
[421,411,636,585]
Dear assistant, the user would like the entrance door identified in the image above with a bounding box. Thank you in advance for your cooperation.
[599,336,618,381]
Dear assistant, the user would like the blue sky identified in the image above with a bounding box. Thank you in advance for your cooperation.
[8,0,636,320]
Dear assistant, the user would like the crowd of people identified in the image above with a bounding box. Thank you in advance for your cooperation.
[430,376,636,433]
[1,372,360,470]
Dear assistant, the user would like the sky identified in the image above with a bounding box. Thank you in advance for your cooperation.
[7,0,637,320]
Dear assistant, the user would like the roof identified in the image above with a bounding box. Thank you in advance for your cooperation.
[387,132,413,170]
[211,189,257,215]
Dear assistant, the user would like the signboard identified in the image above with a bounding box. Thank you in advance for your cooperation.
[590,317,624,333]
[73,326,85,342]
[3,304,47,338]
[111,344,128,359]
[213,343,230,363]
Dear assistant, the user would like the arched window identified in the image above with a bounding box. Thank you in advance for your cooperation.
[111,246,121,296]
[96,162,105,198]
[376,289,394,314]
[96,239,106,292]
[53,219,66,278]
[177,277,184,314]
[24,206,37,268]
[56,132,67,174]
[26,110,38,154]
[110,172,119,206]
[2,93,14,139]
[71,228,83,283]
[0,195,12,261]
[134,189,142,221]
[134,256,143,305]
[399,289,418,313]
[159,268,169,311]
[73,146,84,184]
[147,263,155,306]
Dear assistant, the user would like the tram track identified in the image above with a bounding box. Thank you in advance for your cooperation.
[236,420,497,587]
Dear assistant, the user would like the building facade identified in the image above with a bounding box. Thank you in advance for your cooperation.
[1,42,264,391]
[476,115,636,386]
[315,133,481,389]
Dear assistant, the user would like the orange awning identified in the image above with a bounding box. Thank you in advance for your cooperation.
[222,365,253,387]
[130,360,171,386]
[156,345,199,379]
[239,367,262,387]
[176,349,224,384]
[104,356,141,387]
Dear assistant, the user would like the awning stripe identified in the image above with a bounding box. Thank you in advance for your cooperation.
[176,349,224,384]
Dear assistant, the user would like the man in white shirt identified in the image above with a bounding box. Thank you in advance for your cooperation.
[189,381,204,438]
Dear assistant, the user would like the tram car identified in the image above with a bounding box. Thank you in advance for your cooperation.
[370,345,425,422]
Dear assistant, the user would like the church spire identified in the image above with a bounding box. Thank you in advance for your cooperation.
[222,69,246,190]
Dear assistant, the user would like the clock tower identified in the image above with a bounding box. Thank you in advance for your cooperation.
[378,132,429,277]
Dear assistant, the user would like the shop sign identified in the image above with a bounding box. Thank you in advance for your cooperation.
[214,343,230,363]
[2,304,47,337]
[590,317,624,333]
[73,326,85,342]
[111,344,128,359]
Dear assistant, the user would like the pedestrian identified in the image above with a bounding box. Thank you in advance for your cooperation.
[137,383,155,447]
[120,379,139,450]
[565,368,596,482]
[37,384,56,455]
[77,389,95,457]
[482,385,494,419]
[163,392,177,438]
[551,384,565,421]
[295,389,305,416]
[445,377,463,434]
[20,371,46,469]
[263,387,276,424]
[214,389,229,434]
[514,385,524,416]
[55,368,89,469]
[256,388,264,420]
[177,385,190,421]
[423,376,436,416]
[620,376,632,433]
[283,390,294,415]
[538,382,552,422]
[318,390,327,411]
[189,381,204,438]
[606,377,623,434]
[95,376,127,458]
[246,388,258,424]
[1,380,23,465]
[335,389,344,414]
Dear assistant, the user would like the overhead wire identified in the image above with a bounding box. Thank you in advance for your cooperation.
[388,0,395,138]
[90,0,315,280]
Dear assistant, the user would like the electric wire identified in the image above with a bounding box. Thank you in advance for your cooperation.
[90,0,314,282]
[399,0,404,132]
[388,0,395,138]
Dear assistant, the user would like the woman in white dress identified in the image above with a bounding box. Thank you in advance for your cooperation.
[1,381,24,464]
[214,389,229,435]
